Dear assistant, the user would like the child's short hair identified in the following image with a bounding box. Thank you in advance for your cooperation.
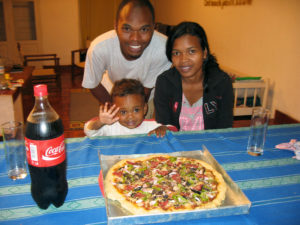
[111,79,145,101]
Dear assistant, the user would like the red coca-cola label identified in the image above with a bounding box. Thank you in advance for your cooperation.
[25,135,66,167]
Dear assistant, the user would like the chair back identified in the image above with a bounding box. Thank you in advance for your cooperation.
[71,48,87,78]
[71,49,87,66]
[232,79,269,116]
[23,54,60,69]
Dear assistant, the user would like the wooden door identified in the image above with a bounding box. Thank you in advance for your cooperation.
[0,0,41,66]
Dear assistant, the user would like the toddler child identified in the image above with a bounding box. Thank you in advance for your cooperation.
[84,79,177,137]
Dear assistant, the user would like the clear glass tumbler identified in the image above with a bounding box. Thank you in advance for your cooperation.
[247,108,270,156]
[1,121,27,180]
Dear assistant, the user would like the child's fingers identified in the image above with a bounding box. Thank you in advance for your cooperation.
[156,130,164,138]
[112,116,119,123]
[147,130,154,136]
[99,104,104,112]
[107,104,114,113]
[156,127,167,138]
[103,102,109,112]
[111,106,120,116]
[99,105,105,118]
[147,129,165,138]
[159,130,166,137]
[107,104,118,114]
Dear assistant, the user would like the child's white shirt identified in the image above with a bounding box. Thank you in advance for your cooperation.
[84,119,164,137]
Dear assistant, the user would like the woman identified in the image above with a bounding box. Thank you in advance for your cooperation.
[154,22,233,131]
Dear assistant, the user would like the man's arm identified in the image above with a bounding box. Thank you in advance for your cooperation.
[90,83,112,104]
[144,87,152,102]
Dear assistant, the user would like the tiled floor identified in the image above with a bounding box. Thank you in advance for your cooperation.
[22,67,253,139]
[23,68,85,138]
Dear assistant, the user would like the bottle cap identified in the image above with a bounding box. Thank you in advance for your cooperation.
[4,73,10,80]
[34,84,48,97]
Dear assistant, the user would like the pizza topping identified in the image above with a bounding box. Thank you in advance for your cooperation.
[158,200,169,210]
[113,170,123,177]
[111,156,223,212]
[150,160,160,168]
[125,185,134,191]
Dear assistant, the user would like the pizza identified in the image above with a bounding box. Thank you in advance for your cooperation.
[104,154,227,215]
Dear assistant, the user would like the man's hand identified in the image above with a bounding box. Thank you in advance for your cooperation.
[144,87,152,102]
[90,83,112,104]
[99,102,119,125]
[148,125,168,138]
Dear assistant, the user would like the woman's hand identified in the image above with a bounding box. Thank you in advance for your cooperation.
[148,125,168,138]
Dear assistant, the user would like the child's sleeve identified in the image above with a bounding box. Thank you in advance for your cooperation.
[166,125,178,132]
[84,117,103,137]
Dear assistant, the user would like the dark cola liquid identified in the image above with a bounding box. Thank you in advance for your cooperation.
[25,119,68,209]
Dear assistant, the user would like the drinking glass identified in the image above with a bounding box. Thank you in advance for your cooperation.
[1,121,27,180]
[247,108,270,156]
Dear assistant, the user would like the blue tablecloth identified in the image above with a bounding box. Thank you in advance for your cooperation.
[1,124,300,225]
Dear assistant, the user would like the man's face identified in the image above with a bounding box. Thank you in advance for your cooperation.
[115,4,154,61]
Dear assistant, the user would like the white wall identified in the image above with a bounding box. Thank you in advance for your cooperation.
[154,0,300,121]
[38,0,81,65]
[36,0,300,121]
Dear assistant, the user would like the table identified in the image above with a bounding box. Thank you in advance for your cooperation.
[1,124,300,225]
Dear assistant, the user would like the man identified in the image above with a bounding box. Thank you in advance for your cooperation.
[82,0,171,118]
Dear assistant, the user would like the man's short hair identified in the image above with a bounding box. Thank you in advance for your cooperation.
[116,0,155,23]
[111,78,146,101]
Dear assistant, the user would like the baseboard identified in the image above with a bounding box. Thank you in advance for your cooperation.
[273,110,299,125]
[234,115,251,120]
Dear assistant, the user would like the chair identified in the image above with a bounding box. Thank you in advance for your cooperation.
[23,54,61,87]
[232,79,269,116]
[71,48,87,79]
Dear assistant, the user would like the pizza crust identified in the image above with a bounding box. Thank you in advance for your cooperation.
[104,154,227,215]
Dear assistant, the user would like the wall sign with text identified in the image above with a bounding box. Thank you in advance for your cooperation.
[204,0,252,8]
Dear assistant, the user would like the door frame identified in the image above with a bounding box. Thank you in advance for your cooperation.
[0,0,41,66]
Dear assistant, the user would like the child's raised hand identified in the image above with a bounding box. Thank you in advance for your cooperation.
[148,125,168,138]
[99,102,119,125]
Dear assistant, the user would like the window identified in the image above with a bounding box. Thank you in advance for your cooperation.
[13,1,36,40]
[0,1,6,41]
[0,0,38,65]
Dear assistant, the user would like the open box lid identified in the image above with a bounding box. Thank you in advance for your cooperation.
[98,146,251,225]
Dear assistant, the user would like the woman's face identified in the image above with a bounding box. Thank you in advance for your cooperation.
[171,34,207,79]
[113,94,147,129]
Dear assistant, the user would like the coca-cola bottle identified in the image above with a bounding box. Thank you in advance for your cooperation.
[25,84,68,209]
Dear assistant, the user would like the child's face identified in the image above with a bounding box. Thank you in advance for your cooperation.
[171,34,207,79]
[113,94,147,129]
